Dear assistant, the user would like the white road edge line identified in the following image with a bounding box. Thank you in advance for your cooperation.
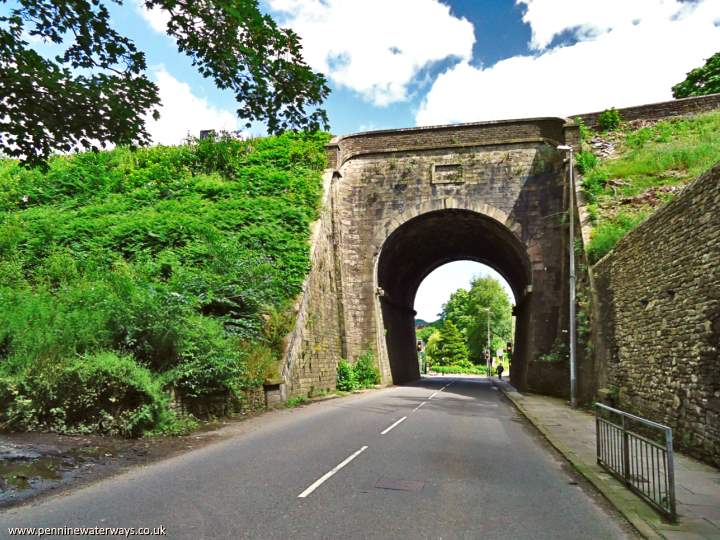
[381,416,408,435]
[298,446,368,498]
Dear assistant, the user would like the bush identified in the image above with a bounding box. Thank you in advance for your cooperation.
[459,358,475,369]
[598,108,622,132]
[0,352,170,436]
[354,350,380,388]
[576,151,598,175]
[163,316,255,416]
[336,360,359,392]
[581,170,609,203]
[431,365,488,375]
[0,133,330,435]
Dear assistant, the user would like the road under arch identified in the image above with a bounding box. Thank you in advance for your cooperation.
[283,117,584,400]
[377,209,531,386]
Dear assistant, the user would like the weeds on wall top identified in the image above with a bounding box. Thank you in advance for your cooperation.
[597,108,623,132]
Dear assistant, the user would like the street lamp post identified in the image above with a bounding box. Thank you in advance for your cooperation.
[557,144,577,408]
[483,307,491,378]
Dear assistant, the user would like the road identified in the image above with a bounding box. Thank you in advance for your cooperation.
[0,377,637,539]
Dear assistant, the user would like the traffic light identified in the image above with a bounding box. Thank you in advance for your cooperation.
[507,341,513,353]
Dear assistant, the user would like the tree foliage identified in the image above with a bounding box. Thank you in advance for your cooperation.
[435,320,468,366]
[424,329,442,366]
[415,321,440,344]
[0,0,330,168]
[441,276,513,363]
[672,52,720,99]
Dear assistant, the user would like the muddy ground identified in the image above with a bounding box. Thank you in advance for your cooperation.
[0,417,244,508]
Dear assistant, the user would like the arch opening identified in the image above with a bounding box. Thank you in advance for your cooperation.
[376,209,532,385]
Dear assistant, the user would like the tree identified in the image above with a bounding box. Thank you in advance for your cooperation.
[440,288,473,337]
[437,320,468,366]
[672,52,720,98]
[441,276,513,363]
[0,0,330,168]
[424,329,442,367]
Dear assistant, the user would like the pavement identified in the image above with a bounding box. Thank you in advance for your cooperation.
[494,379,720,540]
[0,376,638,539]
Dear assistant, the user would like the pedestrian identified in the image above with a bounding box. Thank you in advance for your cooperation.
[496,363,504,380]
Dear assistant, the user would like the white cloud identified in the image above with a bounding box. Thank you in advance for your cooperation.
[416,0,720,126]
[268,0,475,106]
[145,67,239,145]
[135,0,171,33]
[518,0,684,50]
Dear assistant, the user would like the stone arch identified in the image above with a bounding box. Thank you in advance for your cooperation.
[375,199,524,252]
[373,206,533,385]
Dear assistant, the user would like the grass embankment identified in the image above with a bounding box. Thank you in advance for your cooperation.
[580,111,720,263]
[0,132,330,436]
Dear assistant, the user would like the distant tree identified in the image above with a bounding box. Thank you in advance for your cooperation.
[437,321,468,366]
[440,288,473,337]
[416,324,436,344]
[441,276,513,363]
[672,52,720,98]
[424,329,442,367]
[0,0,330,167]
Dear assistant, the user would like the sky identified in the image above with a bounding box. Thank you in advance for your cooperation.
[13,0,720,314]
[108,0,720,141]
[414,261,515,322]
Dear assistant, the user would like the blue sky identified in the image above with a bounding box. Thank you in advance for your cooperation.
[12,0,720,316]
[116,0,720,142]
[27,0,712,143]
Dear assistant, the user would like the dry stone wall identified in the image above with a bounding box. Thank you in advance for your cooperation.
[592,164,720,467]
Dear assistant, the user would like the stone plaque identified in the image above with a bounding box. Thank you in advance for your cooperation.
[431,163,463,184]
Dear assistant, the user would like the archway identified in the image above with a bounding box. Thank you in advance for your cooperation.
[376,209,532,386]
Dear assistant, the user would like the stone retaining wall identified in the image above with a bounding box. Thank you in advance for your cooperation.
[592,164,720,467]
[282,171,345,398]
[574,93,720,128]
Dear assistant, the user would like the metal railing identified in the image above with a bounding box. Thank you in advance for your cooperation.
[595,403,676,521]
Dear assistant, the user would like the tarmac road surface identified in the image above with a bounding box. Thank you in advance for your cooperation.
[0,376,638,539]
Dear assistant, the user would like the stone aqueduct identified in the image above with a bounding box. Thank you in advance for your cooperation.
[281,116,582,398]
[270,93,720,466]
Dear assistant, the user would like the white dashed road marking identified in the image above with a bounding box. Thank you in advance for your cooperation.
[381,416,408,435]
[298,446,368,498]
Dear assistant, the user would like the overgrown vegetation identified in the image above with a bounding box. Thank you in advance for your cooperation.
[579,111,720,263]
[0,132,329,435]
[597,108,622,132]
[336,351,381,392]
[285,396,309,408]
